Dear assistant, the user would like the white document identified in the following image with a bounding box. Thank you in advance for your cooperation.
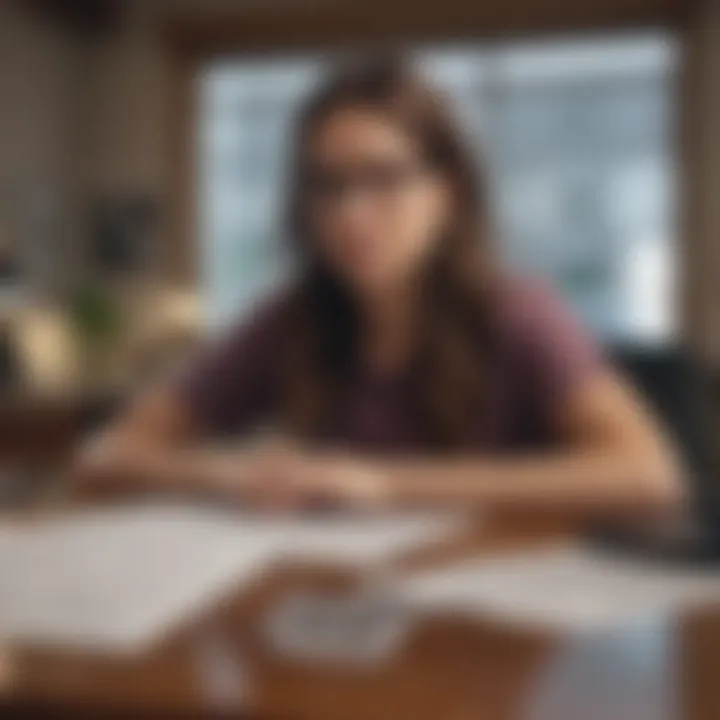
[0,505,463,653]
[398,544,720,634]
[0,507,277,653]
[255,512,464,565]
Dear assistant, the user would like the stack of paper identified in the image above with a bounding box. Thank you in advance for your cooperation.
[0,508,276,652]
[252,512,463,565]
[0,505,463,653]
[398,544,720,633]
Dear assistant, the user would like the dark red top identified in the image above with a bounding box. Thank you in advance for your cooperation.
[176,277,603,453]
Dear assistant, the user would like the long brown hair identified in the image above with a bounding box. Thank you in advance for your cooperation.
[281,55,497,449]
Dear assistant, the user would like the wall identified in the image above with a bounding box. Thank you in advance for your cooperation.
[0,0,83,295]
[82,2,173,199]
[0,0,270,394]
[683,0,720,366]
[79,0,320,282]
[0,1,87,392]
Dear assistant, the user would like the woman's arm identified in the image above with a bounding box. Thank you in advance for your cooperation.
[74,299,289,500]
[288,282,685,517]
[381,373,681,511]
[75,387,295,502]
[296,371,684,516]
[77,368,683,514]
[76,386,209,496]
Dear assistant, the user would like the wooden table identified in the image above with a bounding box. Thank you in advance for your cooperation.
[0,394,118,470]
[0,510,718,720]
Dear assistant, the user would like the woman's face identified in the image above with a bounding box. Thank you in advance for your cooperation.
[304,107,452,297]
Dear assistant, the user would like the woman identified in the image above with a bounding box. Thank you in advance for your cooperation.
[80,57,681,514]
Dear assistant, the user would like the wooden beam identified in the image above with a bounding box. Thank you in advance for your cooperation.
[679,1,720,364]
[23,0,121,35]
[163,0,689,59]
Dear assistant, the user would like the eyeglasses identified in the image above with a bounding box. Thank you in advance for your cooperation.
[303,159,431,207]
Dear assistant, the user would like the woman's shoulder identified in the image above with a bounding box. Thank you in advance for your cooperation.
[490,273,598,355]
[492,274,569,331]
[489,273,602,389]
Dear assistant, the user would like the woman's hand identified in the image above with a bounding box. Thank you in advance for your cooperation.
[287,452,391,510]
[207,442,390,511]
[203,439,299,508]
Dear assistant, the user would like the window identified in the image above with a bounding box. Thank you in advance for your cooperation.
[198,34,678,346]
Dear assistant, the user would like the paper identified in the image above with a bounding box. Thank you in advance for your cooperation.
[0,505,463,653]
[253,512,464,565]
[398,544,720,633]
[0,507,277,653]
